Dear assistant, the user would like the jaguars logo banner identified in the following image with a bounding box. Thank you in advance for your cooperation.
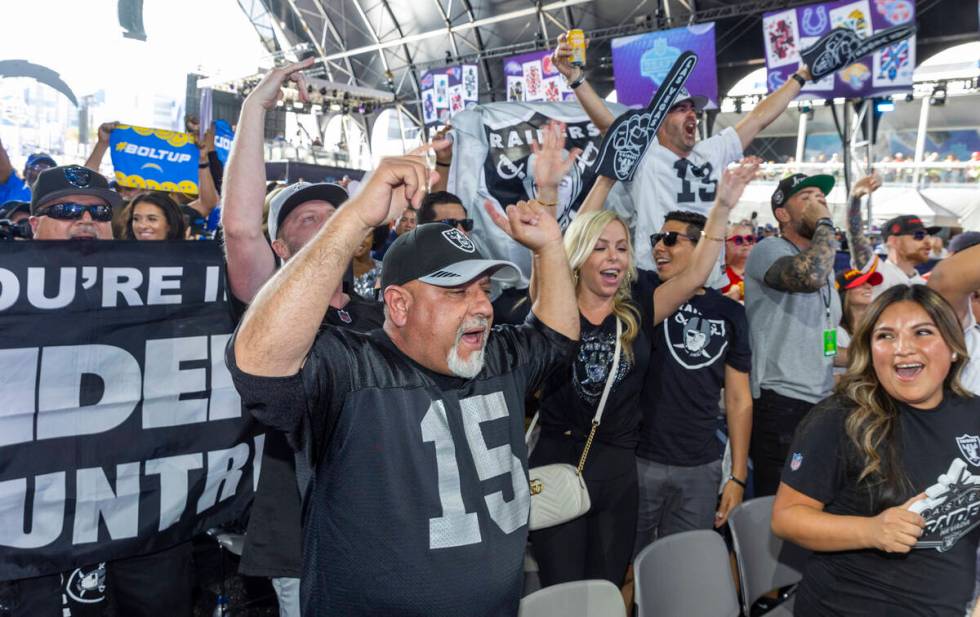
[109,125,200,194]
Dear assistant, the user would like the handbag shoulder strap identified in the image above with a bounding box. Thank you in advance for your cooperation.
[524,411,539,445]
[577,317,622,473]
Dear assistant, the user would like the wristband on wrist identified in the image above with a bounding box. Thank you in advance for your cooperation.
[435,161,450,168]
[815,217,834,229]
[728,475,747,489]
[790,73,806,88]
[568,71,586,90]
[701,230,725,242]
[198,162,209,168]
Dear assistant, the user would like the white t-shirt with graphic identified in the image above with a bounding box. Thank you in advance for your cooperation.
[622,127,744,272]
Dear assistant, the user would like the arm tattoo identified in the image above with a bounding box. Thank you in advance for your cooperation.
[846,195,873,269]
[764,225,838,293]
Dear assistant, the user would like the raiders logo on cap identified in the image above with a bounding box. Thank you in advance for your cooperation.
[442,228,475,253]
[64,166,93,188]
[773,190,783,204]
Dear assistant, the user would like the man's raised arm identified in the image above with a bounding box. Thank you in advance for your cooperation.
[551,34,615,134]
[222,58,314,303]
[929,243,980,324]
[844,174,881,271]
[486,199,579,341]
[234,155,436,376]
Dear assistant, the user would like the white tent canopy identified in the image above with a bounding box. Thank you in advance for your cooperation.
[867,189,962,227]
[729,184,979,229]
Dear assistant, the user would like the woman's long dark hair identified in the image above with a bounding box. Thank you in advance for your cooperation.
[836,285,970,507]
[124,191,186,240]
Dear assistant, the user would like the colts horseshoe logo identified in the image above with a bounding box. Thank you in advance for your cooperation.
[801,6,828,36]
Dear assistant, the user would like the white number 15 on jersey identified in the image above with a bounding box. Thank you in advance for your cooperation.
[421,392,530,549]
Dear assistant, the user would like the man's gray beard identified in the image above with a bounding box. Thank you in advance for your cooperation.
[446,318,489,379]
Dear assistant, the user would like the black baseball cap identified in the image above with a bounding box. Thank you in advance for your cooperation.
[267,182,348,240]
[30,165,123,214]
[882,215,941,240]
[380,223,521,292]
[771,173,835,212]
[0,200,30,219]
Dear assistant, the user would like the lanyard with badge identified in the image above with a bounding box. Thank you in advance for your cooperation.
[782,238,837,357]
[819,284,837,356]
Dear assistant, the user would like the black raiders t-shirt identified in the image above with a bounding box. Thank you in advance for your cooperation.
[227,315,576,616]
[536,284,655,449]
[783,393,980,617]
[238,296,383,579]
[635,270,751,466]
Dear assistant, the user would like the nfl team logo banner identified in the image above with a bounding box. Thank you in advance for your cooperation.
[109,124,200,194]
[213,119,235,165]
[761,0,916,99]
[0,241,262,581]
[611,23,719,109]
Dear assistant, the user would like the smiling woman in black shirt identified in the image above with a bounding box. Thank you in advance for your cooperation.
[773,285,979,617]
[528,157,762,589]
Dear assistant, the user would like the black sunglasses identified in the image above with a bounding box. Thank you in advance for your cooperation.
[727,234,756,246]
[650,231,698,247]
[437,218,474,232]
[36,202,113,222]
[902,230,929,241]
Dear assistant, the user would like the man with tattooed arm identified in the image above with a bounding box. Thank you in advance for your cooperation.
[744,173,841,496]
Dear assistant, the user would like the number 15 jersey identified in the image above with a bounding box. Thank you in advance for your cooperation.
[622,127,743,272]
[227,315,576,617]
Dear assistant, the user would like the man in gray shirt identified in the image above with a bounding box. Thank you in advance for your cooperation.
[744,173,841,496]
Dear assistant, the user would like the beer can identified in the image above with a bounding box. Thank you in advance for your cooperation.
[567,29,587,67]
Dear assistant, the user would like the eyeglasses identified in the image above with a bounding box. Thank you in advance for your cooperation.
[437,218,474,232]
[36,202,113,222]
[650,231,698,247]
[727,234,756,246]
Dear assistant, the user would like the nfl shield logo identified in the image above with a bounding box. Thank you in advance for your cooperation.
[441,228,475,253]
[956,435,980,466]
[790,452,803,471]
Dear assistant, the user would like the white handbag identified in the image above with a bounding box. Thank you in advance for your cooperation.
[527,319,622,531]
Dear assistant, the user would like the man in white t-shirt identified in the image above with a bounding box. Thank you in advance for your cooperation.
[552,34,816,270]
[872,215,938,298]
[929,239,980,395]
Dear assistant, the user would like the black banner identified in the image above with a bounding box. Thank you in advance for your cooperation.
[0,241,261,581]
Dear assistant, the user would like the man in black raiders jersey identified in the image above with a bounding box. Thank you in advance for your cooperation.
[227,138,580,615]
[221,58,384,615]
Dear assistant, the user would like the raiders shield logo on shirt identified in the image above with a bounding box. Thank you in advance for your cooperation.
[442,228,475,253]
[664,308,729,370]
[956,434,980,467]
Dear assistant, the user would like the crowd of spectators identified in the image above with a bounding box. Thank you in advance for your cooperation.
[1,32,980,617]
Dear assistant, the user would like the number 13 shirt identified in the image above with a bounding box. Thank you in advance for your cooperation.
[227,315,576,617]
[622,127,743,272]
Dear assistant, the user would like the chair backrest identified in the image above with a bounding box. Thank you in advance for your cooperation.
[518,579,626,617]
[728,495,809,614]
[634,529,740,617]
